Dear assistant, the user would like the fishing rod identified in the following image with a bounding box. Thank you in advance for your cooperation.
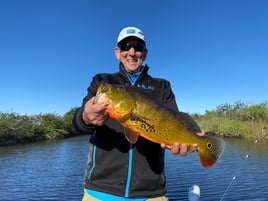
[219,127,266,201]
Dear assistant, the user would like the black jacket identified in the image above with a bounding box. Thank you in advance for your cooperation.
[72,64,201,198]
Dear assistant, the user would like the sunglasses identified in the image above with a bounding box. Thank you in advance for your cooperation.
[118,42,145,52]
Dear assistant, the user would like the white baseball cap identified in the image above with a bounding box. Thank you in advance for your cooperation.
[117,27,145,43]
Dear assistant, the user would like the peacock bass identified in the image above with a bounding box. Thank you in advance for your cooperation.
[94,82,226,168]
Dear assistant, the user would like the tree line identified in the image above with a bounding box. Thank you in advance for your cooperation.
[193,101,268,138]
[0,108,77,146]
[0,101,267,146]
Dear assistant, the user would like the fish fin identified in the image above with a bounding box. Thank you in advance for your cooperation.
[124,127,140,144]
[198,135,226,168]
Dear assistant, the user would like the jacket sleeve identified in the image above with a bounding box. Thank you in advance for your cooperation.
[72,107,96,135]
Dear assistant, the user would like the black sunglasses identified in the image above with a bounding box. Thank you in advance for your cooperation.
[118,42,145,52]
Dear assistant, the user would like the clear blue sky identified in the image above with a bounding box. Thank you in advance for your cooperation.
[1,0,267,115]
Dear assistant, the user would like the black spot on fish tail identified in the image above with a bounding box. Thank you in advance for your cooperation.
[197,135,226,168]
[208,136,226,159]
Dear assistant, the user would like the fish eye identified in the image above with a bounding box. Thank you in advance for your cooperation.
[117,86,125,93]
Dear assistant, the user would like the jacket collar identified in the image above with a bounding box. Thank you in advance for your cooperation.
[119,63,149,85]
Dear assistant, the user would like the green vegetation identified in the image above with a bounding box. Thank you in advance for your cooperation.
[1,101,267,146]
[0,108,78,146]
[192,101,268,139]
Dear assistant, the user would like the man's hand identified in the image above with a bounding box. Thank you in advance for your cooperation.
[82,96,109,126]
[160,131,205,156]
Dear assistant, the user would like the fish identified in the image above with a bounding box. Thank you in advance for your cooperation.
[94,82,226,168]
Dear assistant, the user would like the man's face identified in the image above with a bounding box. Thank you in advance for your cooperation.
[115,37,148,73]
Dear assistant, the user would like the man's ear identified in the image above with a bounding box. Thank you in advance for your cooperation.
[115,47,121,60]
[142,48,148,61]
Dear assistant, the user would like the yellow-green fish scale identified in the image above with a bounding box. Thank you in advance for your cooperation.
[126,93,204,146]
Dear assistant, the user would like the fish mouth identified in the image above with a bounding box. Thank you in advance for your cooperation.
[94,93,110,105]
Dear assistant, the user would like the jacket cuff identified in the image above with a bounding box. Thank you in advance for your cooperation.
[72,107,96,134]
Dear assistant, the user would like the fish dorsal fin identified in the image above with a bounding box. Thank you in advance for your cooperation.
[124,127,140,144]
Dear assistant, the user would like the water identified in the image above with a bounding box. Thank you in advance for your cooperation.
[0,136,88,200]
[165,138,268,201]
[1,136,268,201]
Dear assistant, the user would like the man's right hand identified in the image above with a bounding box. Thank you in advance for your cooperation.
[82,96,109,126]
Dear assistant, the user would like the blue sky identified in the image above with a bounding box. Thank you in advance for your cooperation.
[1,0,267,115]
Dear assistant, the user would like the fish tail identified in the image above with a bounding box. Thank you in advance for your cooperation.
[197,135,226,168]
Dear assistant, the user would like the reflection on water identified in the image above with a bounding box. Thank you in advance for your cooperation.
[0,136,268,200]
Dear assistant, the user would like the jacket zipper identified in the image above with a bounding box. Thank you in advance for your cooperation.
[124,143,133,197]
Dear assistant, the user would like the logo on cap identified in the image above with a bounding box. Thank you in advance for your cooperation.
[126,29,136,34]
[117,26,145,43]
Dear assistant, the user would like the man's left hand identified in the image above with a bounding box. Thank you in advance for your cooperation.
[160,131,205,156]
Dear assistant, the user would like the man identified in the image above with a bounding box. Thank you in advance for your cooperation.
[72,26,203,201]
